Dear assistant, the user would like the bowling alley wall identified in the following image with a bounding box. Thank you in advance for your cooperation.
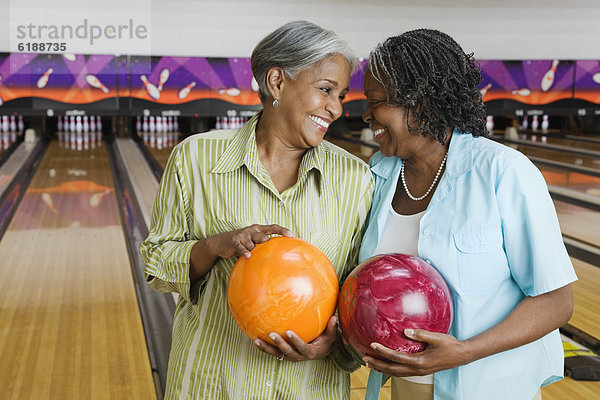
[1,54,600,118]
[0,0,599,133]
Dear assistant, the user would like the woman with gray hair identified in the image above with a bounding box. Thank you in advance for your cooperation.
[140,20,373,399]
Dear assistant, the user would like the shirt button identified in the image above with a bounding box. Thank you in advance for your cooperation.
[425,259,432,264]
[278,201,284,207]
[483,241,488,248]
[266,380,272,387]
[423,229,430,235]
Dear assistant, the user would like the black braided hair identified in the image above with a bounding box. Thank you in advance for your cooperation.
[369,29,488,143]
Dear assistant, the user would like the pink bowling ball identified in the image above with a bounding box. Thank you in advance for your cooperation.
[338,253,453,359]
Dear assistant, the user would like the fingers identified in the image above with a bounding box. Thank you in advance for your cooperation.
[404,329,444,346]
[253,338,282,358]
[218,224,294,259]
[314,316,338,345]
[254,333,303,361]
[255,224,294,238]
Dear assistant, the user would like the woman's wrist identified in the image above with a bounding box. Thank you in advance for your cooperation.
[189,238,217,282]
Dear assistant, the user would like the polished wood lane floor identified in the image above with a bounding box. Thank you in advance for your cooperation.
[0,140,156,399]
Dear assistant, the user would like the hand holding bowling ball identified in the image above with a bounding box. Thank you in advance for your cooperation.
[338,253,453,360]
[228,236,340,361]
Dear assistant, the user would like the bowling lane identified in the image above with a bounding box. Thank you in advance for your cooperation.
[141,130,182,169]
[538,166,600,198]
[521,133,600,153]
[0,140,156,399]
[542,257,600,399]
[499,141,600,170]
[556,201,600,247]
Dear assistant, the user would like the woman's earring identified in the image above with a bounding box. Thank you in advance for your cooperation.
[272,99,279,108]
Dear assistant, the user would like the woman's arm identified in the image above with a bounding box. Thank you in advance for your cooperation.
[189,224,293,283]
[364,284,573,376]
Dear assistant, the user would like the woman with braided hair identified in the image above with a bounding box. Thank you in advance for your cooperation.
[356,29,576,400]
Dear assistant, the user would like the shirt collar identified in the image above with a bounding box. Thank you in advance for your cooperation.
[211,111,326,195]
[444,128,474,179]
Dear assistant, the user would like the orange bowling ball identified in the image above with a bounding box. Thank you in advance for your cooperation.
[227,236,339,345]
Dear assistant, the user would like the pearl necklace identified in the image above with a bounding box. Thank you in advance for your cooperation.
[401,151,448,201]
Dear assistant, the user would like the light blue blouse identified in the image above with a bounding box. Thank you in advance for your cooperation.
[359,131,577,400]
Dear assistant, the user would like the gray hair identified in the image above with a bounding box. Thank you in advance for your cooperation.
[251,20,357,103]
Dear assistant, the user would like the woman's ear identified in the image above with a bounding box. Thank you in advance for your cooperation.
[266,67,286,100]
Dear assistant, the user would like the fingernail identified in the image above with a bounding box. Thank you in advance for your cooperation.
[269,333,277,341]
[286,331,293,339]
[254,340,261,347]
[370,343,378,350]
[405,329,415,336]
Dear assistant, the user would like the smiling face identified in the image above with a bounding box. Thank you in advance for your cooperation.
[276,54,351,148]
[362,68,418,158]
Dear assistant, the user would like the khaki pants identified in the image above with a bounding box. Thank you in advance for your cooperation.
[391,377,543,399]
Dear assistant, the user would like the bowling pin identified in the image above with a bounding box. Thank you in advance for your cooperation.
[149,116,156,133]
[18,115,24,133]
[251,76,259,92]
[141,75,161,100]
[167,116,173,132]
[96,116,102,132]
[9,115,17,133]
[522,116,528,131]
[156,116,163,133]
[57,115,63,132]
[90,115,96,132]
[593,73,600,85]
[158,68,170,91]
[173,116,179,132]
[69,116,76,133]
[541,115,549,132]
[142,116,149,132]
[531,115,539,132]
[178,81,196,99]
[479,83,492,98]
[136,116,142,132]
[83,115,89,133]
[216,116,222,130]
[541,60,559,92]
[37,68,54,89]
[218,87,241,96]
[76,116,83,134]
[511,88,531,96]
[85,74,110,93]
[2,115,9,132]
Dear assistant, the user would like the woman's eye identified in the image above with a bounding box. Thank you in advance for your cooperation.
[339,94,346,101]
[321,87,332,93]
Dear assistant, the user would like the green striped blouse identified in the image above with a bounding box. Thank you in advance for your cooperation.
[140,114,374,399]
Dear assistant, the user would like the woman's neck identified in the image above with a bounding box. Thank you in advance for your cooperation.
[254,110,307,193]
